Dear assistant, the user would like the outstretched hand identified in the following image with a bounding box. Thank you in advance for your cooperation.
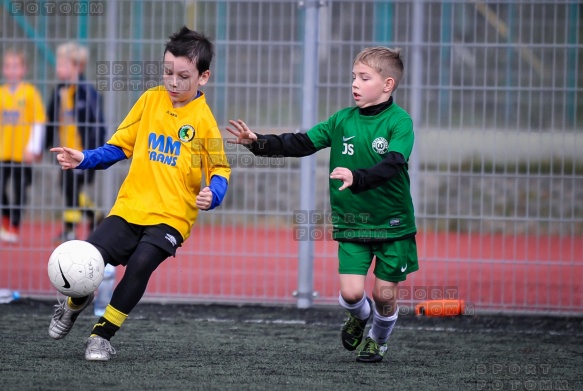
[225,119,258,145]
[330,167,353,191]
[50,147,84,170]
[196,186,213,210]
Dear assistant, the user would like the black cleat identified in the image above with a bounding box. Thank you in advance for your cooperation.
[356,337,388,363]
[341,298,372,351]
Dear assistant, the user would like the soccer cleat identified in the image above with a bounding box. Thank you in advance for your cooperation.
[356,337,388,363]
[48,293,94,340]
[0,226,19,243]
[85,335,116,361]
[341,298,372,351]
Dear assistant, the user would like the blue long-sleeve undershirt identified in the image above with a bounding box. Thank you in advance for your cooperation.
[207,175,228,210]
[77,144,228,209]
[77,143,127,170]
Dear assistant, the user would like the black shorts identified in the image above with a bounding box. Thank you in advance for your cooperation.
[87,215,183,266]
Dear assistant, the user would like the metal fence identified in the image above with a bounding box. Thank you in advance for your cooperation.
[0,0,581,315]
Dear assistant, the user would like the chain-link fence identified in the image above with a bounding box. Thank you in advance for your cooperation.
[0,0,581,314]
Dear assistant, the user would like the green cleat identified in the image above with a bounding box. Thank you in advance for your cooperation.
[341,299,372,351]
[356,337,388,363]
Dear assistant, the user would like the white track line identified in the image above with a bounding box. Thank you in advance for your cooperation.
[177,316,583,337]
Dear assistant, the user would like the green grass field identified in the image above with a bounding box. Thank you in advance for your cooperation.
[1,299,582,391]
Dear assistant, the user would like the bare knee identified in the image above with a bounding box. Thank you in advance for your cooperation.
[340,289,366,304]
[372,284,398,316]
[339,274,366,304]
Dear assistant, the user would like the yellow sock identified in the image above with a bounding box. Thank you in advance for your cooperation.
[63,209,82,224]
[67,297,87,310]
[102,304,127,327]
[79,192,96,209]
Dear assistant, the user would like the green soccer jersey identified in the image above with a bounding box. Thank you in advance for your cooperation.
[307,102,416,241]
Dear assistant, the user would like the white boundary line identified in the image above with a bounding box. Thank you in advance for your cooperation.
[171,316,583,338]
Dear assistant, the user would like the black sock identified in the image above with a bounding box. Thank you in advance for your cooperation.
[91,317,120,341]
[71,295,89,306]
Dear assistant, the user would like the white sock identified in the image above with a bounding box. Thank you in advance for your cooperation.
[368,305,398,344]
[338,293,371,321]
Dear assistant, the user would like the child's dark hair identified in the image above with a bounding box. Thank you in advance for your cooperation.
[164,26,214,74]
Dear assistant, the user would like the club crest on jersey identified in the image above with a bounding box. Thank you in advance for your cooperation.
[372,137,389,154]
[178,125,195,142]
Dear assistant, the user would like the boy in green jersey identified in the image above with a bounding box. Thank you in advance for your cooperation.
[227,47,417,363]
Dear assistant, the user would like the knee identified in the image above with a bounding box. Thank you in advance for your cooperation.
[125,256,155,279]
[372,290,397,307]
[372,291,398,315]
[340,289,366,304]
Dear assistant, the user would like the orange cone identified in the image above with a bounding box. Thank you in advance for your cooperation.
[415,299,465,317]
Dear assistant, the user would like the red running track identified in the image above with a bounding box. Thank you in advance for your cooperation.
[1,222,581,313]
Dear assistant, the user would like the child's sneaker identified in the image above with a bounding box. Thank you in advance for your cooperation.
[48,293,94,340]
[356,337,388,363]
[0,226,19,243]
[341,298,372,351]
[85,335,116,361]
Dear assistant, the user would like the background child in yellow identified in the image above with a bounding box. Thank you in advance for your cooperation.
[0,49,46,243]
[46,42,106,243]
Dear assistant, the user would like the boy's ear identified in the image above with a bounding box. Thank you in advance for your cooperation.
[198,70,211,86]
[383,77,395,93]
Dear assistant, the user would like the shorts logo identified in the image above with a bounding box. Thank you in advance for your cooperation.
[178,125,195,142]
[389,218,400,227]
[372,137,388,154]
[165,233,177,247]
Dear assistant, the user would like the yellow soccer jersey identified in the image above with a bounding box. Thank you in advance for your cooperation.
[58,85,83,151]
[0,82,46,161]
[108,86,231,240]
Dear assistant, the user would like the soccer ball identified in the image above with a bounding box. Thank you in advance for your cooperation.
[47,240,105,298]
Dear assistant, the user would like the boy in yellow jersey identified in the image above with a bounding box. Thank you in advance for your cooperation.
[46,42,106,243]
[48,27,231,361]
[0,50,46,243]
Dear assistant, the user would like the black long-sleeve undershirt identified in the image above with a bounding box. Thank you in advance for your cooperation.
[245,97,406,194]
[245,133,318,157]
[349,151,407,194]
[246,133,407,194]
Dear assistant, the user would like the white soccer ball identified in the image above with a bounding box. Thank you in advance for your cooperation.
[47,240,105,298]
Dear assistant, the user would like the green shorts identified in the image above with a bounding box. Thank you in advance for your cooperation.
[338,237,419,282]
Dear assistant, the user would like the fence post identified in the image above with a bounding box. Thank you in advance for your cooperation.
[296,0,321,309]
[102,0,118,211]
[409,0,424,219]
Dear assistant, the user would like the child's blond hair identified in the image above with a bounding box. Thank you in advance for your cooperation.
[353,47,404,90]
[2,48,27,66]
[56,42,88,71]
